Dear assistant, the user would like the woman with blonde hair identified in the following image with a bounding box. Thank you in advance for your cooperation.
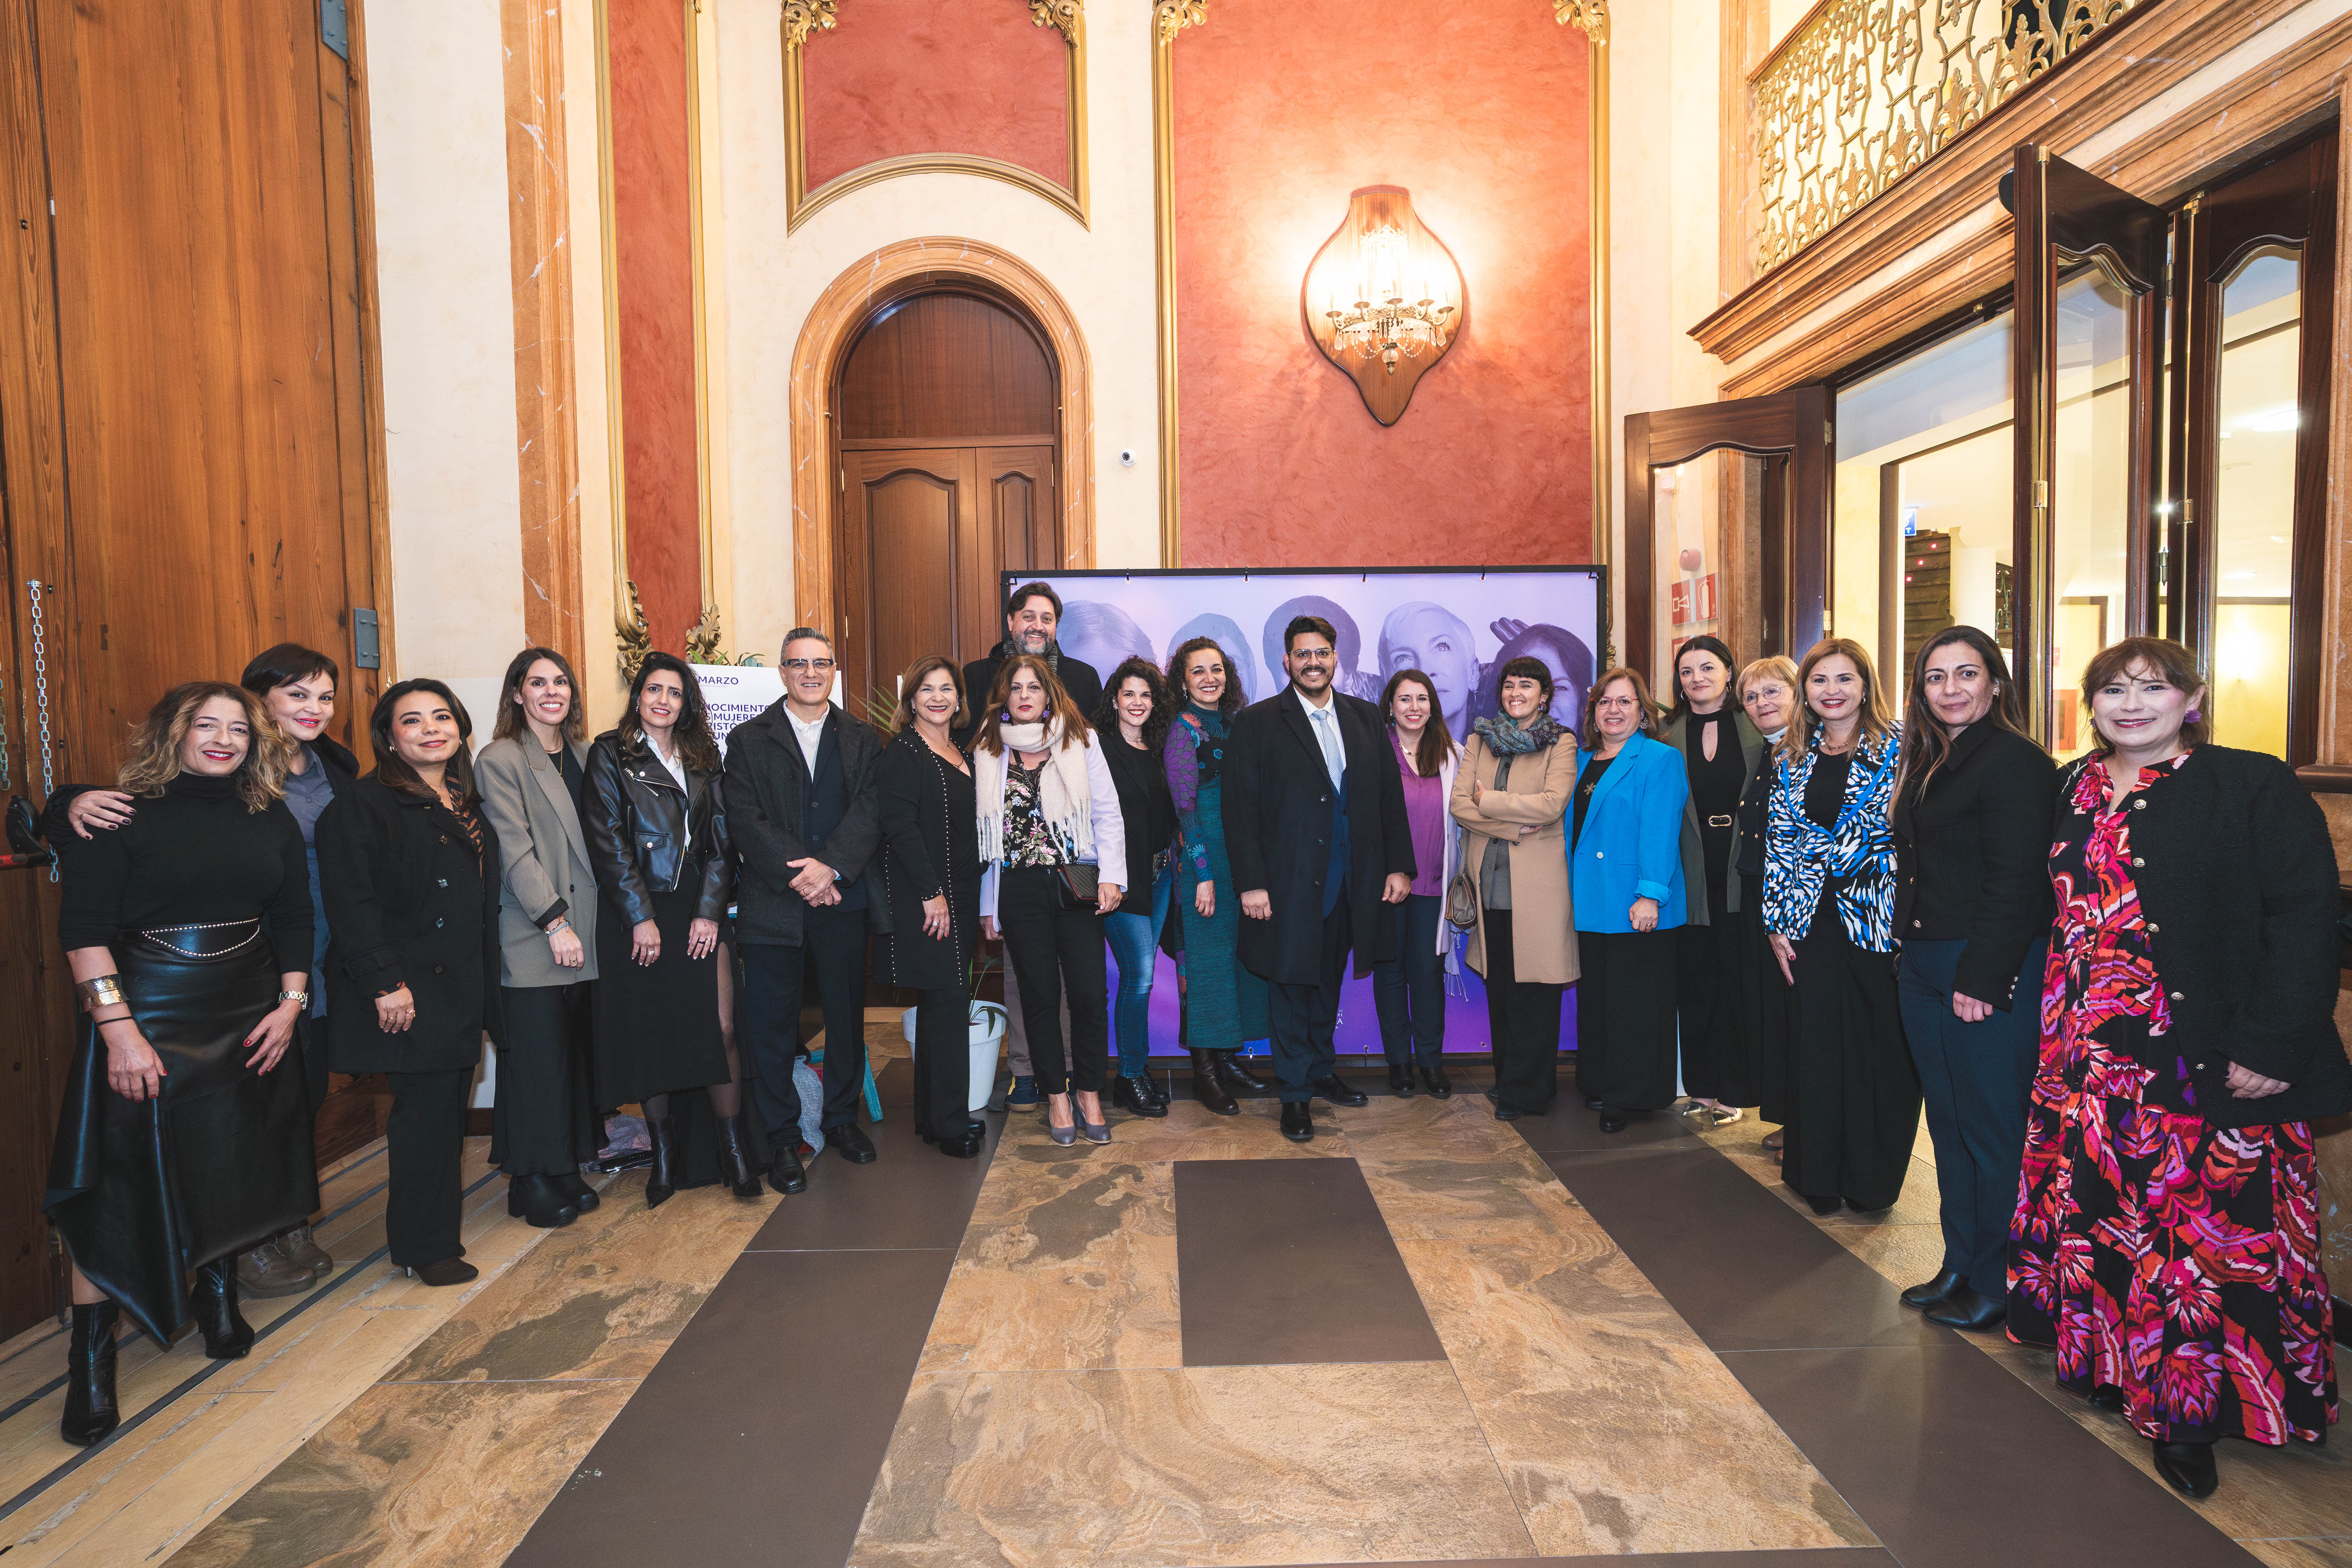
[1732,655,1801,1150]
[976,654,1125,1145]
[1762,637,1916,1214]
[47,683,316,1444]
[1566,667,1688,1133]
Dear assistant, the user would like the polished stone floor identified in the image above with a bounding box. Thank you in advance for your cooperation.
[0,1039,2344,1567]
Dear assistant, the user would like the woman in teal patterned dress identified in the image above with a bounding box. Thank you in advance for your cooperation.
[1165,637,1271,1116]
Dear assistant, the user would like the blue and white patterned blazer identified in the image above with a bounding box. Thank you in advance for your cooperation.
[1762,720,1903,951]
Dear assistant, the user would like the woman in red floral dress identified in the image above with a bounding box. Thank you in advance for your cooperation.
[2009,638,2347,1499]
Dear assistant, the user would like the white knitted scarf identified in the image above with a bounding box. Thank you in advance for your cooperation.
[976,719,1095,863]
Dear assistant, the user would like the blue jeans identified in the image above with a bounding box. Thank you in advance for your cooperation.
[1103,862,1173,1077]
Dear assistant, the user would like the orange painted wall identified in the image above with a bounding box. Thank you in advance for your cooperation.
[800,0,1071,194]
[608,0,699,650]
[1173,4,1592,568]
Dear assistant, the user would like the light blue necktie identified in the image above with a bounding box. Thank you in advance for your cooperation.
[1309,703,1345,791]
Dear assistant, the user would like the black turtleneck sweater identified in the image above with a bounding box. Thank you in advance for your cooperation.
[57,772,314,974]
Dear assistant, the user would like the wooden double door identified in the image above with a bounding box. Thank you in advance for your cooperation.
[842,441,1059,708]
[833,289,1064,710]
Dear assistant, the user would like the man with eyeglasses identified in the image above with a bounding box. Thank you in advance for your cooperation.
[958,581,1105,1107]
[1223,615,1416,1142]
[724,628,886,1187]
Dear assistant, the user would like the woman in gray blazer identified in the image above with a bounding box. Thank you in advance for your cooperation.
[475,646,602,1228]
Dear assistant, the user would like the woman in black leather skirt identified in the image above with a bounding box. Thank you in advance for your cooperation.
[585,652,759,1206]
[47,682,318,1445]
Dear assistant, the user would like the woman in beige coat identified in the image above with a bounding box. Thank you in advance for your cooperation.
[474,646,602,1229]
[1450,656,1579,1121]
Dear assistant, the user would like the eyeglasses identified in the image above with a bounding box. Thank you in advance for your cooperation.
[1291,647,1336,661]
[780,658,837,673]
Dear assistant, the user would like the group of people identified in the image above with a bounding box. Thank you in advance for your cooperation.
[34,582,2345,1502]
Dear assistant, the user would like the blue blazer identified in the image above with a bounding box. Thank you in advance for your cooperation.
[1567,730,1690,933]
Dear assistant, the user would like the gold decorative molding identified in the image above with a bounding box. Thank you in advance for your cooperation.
[1553,0,1606,42]
[781,0,1087,232]
[789,238,1096,644]
[1751,0,2140,275]
[616,580,652,681]
[1028,0,1078,45]
[781,0,837,48]
[1149,0,1200,565]
[685,0,716,612]
[590,0,631,641]
[1154,0,1205,44]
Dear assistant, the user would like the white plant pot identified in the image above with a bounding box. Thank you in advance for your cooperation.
[903,1000,1010,1114]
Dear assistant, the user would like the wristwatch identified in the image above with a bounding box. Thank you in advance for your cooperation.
[278,990,311,1007]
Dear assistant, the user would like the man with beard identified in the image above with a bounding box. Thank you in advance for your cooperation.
[959,582,1104,1106]
[1224,615,1415,1141]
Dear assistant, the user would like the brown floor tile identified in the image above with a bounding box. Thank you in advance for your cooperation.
[850,1363,1540,1567]
[1175,1157,1445,1367]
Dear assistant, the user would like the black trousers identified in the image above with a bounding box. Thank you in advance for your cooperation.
[740,902,870,1136]
[1898,936,2043,1295]
[1784,922,1920,1212]
[1373,892,1445,1067]
[1573,929,1678,1111]
[1483,906,1564,1113]
[996,867,1111,1095]
[494,982,598,1176]
[298,1009,333,1119]
[1677,914,1752,1104]
[911,985,977,1139]
[1268,884,1352,1104]
[384,1067,471,1268]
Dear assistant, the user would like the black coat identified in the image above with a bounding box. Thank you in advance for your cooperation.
[583,731,731,927]
[315,774,503,1074]
[954,647,1103,749]
[1221,686,1414,985]
[871,729,981,991]
[1102,730,1176,895]
[1891,724,2058,1009]
[2055,745,2350,1128]
[722,700,884,946]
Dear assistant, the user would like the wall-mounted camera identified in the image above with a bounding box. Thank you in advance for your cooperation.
[1118,449,1136,467]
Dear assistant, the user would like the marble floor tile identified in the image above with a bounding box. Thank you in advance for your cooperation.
[386,1173,770,1385]
[1395,1236,1874,1557]
[922,1156,1180,1374]
[1354,1139,1592,1243]
[168,1379,634,1568]
[850,1363,1540,1568]
[0,1389,268,1564]
[2245,1540,2352,1568]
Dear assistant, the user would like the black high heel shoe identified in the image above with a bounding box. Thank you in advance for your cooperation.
[2152,1439,2218,1497]
[715,1114,765,1198]
[189,1257,254,1359]
[507,1173,580,1229]
[60,1299,121,1446]
[643,1117,678,1209]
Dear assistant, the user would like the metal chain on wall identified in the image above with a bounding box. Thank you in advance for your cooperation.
[27,580,56,880]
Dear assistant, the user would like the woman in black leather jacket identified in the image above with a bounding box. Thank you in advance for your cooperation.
[585,652,757,1205]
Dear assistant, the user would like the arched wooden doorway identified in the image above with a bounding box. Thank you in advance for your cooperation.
[790,238,1095,709]
[831,287,1062,705]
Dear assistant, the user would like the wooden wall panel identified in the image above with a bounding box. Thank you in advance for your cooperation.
[0,0,387,1338]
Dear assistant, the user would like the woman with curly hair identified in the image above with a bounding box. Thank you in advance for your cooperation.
[1162,636,1272,1115]
[47,682,316,1445]
[1094,656,1178,1117]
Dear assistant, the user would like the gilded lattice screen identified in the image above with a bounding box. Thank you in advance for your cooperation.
[1752,0,2140,273]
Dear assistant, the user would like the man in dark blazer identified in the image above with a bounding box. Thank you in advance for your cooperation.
[956,579,1102,1105]
[725,628,885,1189]
[1223,615,1416,1142]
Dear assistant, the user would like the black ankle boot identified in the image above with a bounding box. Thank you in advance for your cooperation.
[556,1171,601,1213]
[189,1257,254,1359]
[1190,1049,1238,1116]
[1111,1072,1169,1118]
[2152,1439,2218,1497]
[715,1114,764,1198]
[644,1118,678,1208]
[1212,1051,1274,1098]
[60,1299,121,1446]
[507,1172,580,1228]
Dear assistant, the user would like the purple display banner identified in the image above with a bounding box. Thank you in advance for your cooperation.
[1020,568,1604,1058]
